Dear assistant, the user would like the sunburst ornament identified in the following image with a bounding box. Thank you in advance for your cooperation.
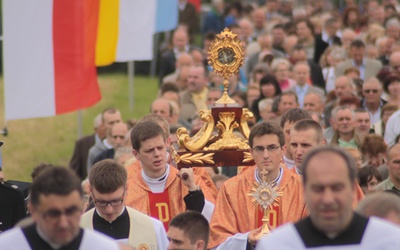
[248,169,283,238]
[249,180,282,209]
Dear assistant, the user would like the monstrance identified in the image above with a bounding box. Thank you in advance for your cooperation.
[248,169,282,238]
[171,28,255,168]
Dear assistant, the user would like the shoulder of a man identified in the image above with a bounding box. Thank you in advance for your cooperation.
[375,179,392,191]
[80,229,120,250]
[0,227,29,249]
[363,217,400,245]
[256,223,298,249]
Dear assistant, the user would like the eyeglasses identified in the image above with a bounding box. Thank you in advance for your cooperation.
[252,145,281,153]
[363,89,379,94]
[40,206,81,220]
[92,191,125,207]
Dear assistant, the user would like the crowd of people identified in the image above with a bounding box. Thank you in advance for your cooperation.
[1,0,400,249]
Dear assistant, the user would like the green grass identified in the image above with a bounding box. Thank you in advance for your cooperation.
[0,73,158,182]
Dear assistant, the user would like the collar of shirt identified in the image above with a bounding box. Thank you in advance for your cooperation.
[36,225,62,249]
[295,84,309,93]
[255,167,283,186]
[321,30,330,44]
[103,139,113,149]
[352,58,366,67]
[95,206,126,223]
[174,45,190,58]
[338,138,358,149]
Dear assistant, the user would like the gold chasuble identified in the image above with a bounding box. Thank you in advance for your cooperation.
[126,157,218,199]
[209,166,307,248]
[125,166,215,229]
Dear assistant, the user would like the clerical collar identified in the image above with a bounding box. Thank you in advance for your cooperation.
[142,165,170,193]
[255,167,283,186]
[294,213,369,247]
[96,206,126,223]
[283,155,295,169]
[36,224,62,249]
[295,166,302,175]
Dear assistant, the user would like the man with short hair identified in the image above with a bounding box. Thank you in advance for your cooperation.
[209,122,306,249]
[81,159,168,249]
[87,108,122,170]
[375,143,400,193]
[277,91,299,116]
[323,76,355,128]
[330,106,363,149]
[289,45,325,89]
[354,108,372,136]
[289,120,364,206]
[0,167,120,249]
[92,123,129,165]
[389,51,400,78]
[179,65,209,123]
[159,28,193,82]
[357,191,400,225]
[125,122,215,229]
[151,98,174,124]
[335,40,382,80]
[167,211,209,250]
[70,114,105,180]
[290,62,325,108]
[289,119,326,174]
[303,92,325,114]
[257,146,400,249]
[280,108,312,169]
[361,77,387,124]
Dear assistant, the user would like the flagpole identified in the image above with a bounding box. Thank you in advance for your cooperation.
[128,61,134,112]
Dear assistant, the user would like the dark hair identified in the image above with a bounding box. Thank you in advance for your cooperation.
[357,165,383,187]
[169,211,210,247]
[342,7,359,28]
[301,146,356,185]
[395,134,400,144]
[292,119,324,143]
[381,103,399,118]
[204,31,216,41]
[31,163,56,181]
[360,134,387,156]
[131,121,166,151]
[295,18,315,36]
[350,39,365,49]
[339,95,361,108]
[30,167,83,206]
[259,74,282,97]
[137,113,170,137]
[280,108,312,128]
[249,122,284,148]
[231,90,248,108]
[272,24,285,31]
[160,82,180,95]
[89,159,127,193]
[383,74,400,94]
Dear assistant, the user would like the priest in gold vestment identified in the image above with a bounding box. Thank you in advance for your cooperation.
[209,122,307,249]
[125,121,215,230]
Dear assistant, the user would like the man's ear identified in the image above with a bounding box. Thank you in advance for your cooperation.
[282,144,287,154]
[132,149,139,160]
[321,138,327,145]
[195,240,205,250]
[166,136,171,148]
